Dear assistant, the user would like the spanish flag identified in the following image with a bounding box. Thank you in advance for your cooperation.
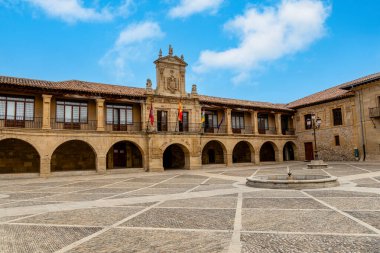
[178,101,183,122]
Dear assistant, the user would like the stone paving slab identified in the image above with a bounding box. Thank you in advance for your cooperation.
[165,177,209,184]
[241,233,380,253]
[59,181,115,188]
[107,182,155,188]
[355,165,380,171]
[0,215,28,223]
[68,228,231,253]
[222,169,257,177]
[243,190,306,198]
[191,184,236,192]
[150,183,199,189]
[159,197,237,209]
[2,192,56,200]
[347,211,380,230]
[24,187,91,193]
[304,190,380,198]
[15,207,144,226]
[40,193,114,202]
[242,209,374,234]
[319,197,380,210]
[0,224,101,253]
[0,201,63,209]
[127,176,178,183]
[0,186,47,192]
[206,178,238,184]
[121,208,236,230]
[131,187,189,195]
[78,187,140,194]
[242,198,327,209]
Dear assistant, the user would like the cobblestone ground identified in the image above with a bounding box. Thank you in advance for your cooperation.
[0,162,379,253]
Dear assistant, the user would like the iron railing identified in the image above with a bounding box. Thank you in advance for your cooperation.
[0,116,42,129]
[282,128,295,135]
[232,126,253,134]
[50,119,97,130]
[105,122,142,132]
[258,127,277,135]
[369,107,380,118]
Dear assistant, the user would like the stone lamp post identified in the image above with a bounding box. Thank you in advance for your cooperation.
[306,114,328,169]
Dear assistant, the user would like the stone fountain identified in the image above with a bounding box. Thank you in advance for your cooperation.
[246,166,339,190]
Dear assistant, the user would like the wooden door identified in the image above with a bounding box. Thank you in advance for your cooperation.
[304,142,314,161]
[113,142,126,167]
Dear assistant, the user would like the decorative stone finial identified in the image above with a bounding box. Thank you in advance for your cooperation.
[169,44,173,56]
[180,54,184,61]
[159,49,162,58]
[191,84,197,95]
[146,78,152,90]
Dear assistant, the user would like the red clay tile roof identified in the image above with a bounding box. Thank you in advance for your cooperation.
[199,95,292,111]
[287,72,380,109]
[0,76,146,97]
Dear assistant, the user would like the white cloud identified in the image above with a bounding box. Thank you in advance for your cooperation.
[194,0,330,83]
[169,0,223,18]
[20,0,135,23]
[100,21,164,80]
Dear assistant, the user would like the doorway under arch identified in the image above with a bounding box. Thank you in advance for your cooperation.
[283,142,296,161]
[51,140,96,172]
[0,138,40,173]
[233,141,252,163]
[107,141,143,169]
[163,144,189,170]
[260,142,277,162]
[202,140,226,165]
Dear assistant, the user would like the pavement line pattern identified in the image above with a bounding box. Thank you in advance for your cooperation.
[301,191,380,234]
[347,164,372,173]
[55,201,165,253]
[228,192,242,253]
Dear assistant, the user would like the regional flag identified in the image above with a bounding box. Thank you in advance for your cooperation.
[178,101,183,122]
[201,110,205,123]
[149,102,154,126]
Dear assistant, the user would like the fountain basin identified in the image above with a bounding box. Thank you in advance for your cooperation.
[246,175,339,189]
[307,160,329,169]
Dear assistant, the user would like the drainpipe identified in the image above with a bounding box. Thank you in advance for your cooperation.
[357,87,366,161]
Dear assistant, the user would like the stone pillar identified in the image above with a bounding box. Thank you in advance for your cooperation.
[96,99,105,131]
[40,157,51,178]
[226,108,232,134]
[97,155,106,174]
[254,152,260,165]
[252,111,258,134]
[141,103,147,132]
[42,94,52,129]
[226,153,233,167]
[275,113,282,135]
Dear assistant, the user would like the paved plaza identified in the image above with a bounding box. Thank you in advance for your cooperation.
[0,162,379,253]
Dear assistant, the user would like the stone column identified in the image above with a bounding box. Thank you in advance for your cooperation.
[97,155,106,174]
[275,113,282,135]
[141,103,147,132]
[40,157,51,178]
[252,111,258,134]
[96,99,105,131]
[226,108,232,134]
[42,94,52,129]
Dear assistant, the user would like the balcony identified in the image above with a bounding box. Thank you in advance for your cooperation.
[51,119,97,130]
[105,122,142,132]
[0,116,42,129]
[282,128,295,135]
[258,127,276,135]
[232,126,253,134]
[203,124,227,134]
[369,107,380,118]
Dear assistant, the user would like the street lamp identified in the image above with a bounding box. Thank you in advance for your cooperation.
[306,114,321,160]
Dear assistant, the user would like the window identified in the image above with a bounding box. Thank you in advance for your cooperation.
[106,104,133,126]
[258,114,268,134]
[335,135,340,146]
[56,101,87,123]
[157,110,167,131]
[179,111,189,132]
[0,95,34,121]
[333,108,342,126]
[232,112,245,129]
[204,111,218,132]
[304,114,312,129]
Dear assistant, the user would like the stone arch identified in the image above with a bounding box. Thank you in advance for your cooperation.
[0,138,40,173]
[259,141,279,162]
[106,140,144,169]
[283,141,297,161]
[202,140,227,165]
[51,140,97,172]
[163,143,190,170]
[233,141,254,163]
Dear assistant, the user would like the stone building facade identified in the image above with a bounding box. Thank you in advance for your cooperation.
[0,47,379,177]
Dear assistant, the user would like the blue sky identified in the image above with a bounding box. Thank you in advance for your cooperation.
[0,0,379,103]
